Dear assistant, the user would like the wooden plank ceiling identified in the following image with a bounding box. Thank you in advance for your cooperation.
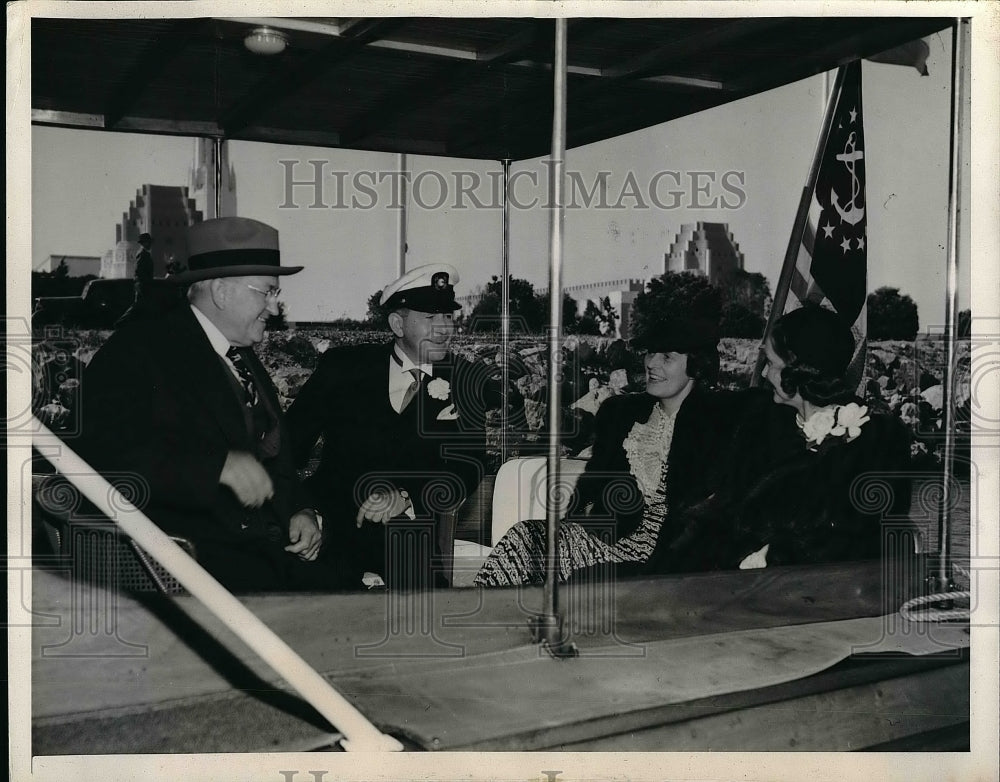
[31,16,951,160]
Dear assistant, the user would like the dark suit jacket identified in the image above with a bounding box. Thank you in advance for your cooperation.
[285,342,487,577]
[727,407,914,566]
[566,387,749,575]
[75,305,317,591]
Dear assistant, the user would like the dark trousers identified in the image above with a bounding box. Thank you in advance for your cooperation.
[335,517,443,590]
[197,537,357,594]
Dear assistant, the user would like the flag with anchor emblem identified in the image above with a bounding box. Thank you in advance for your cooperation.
[790,60,866,324]
[786,60,867,383]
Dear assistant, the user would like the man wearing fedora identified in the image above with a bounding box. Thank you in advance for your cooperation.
[77,217,347,592]
[286,264,488,589]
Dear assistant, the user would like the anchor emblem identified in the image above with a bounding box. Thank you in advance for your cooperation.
[830,131,865,226]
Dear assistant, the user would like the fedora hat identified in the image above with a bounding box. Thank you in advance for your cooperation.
[171,217,303,284]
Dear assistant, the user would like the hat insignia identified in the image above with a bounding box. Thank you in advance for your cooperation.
[431,272,449,290]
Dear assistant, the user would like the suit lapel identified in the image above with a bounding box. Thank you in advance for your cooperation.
[243,348,280,423]
[159,307,250,449]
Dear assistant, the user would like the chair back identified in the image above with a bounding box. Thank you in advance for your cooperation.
[490,457,588,545]
[33,474,194,594]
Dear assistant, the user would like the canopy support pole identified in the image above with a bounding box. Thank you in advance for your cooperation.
[32,421,403,752]
[397,152,408,277]
[501,158,512,465]
[931,18,967,594]
[213,137,223,218]
[530,19,574,656]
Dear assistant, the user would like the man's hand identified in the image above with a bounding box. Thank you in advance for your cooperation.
[356,487,411,528]
[219,451,274,508]
[286,510,323,561]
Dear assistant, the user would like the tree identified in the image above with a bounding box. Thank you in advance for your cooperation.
[721,269,771,316]
[867,286,919,340]
[470,275,546,332]
[716,269,769,337]
[720,301,764,338]
[575,300,603,336]
[365,289,389,329]
[631,272,721,342]
[598,296,619,336]
[537,291,581,332]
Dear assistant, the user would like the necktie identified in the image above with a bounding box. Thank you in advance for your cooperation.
[226,346,259,408]
[399,368,423,413]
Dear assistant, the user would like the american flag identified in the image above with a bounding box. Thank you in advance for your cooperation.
[787,60,867,382]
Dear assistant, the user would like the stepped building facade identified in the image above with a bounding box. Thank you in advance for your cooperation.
[664,221,745,284]
[456,223,747,338]
[102,184,203,279]
[99,140,237,280]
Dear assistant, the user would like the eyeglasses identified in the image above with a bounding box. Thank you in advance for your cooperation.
[245,284,282,301]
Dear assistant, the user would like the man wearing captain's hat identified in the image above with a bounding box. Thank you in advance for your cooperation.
[287,264,488,589]
[77,217,350,593]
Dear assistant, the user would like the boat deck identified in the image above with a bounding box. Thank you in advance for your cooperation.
[31,560,970,753]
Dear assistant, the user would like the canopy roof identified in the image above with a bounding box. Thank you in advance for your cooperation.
[32,15,950,159]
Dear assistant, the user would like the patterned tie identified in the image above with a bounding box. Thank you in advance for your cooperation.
[226,346,259,408]
[399,368,423,413]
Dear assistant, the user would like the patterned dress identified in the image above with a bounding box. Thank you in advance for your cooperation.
[474,405,678,586]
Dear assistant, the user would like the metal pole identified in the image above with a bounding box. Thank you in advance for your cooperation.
[213,137,223,218]
[533,18,567,650]
[932,19,967,593]
[32,421,403,752]
[751,65,848,386]
[397,152,408,277]
[501,158,512,465]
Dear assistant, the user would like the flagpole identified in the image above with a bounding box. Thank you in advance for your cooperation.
[931,18,967,594]
[752,65,848,385]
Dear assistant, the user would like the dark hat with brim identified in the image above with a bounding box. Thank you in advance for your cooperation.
[169,217,302,284]
[380,264,461,313]
[629,315,720,354]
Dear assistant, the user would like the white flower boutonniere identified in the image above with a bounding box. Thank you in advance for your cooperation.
[796,402,871,449]
[427,377,450,401]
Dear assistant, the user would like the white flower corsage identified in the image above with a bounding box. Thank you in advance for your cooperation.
[797,406,837,445]
[796,402,870,448]
[830,402,870,440]
[427,377,451,401]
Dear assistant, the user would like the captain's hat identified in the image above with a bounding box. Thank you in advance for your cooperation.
[380,264,461,313]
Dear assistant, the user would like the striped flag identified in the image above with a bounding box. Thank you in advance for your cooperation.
[787,60,868,383]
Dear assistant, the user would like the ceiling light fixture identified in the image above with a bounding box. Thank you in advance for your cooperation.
[244,26,288,56]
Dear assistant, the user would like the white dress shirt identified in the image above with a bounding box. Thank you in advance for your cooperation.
[190,304,242,383]
[388,345,433,413]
